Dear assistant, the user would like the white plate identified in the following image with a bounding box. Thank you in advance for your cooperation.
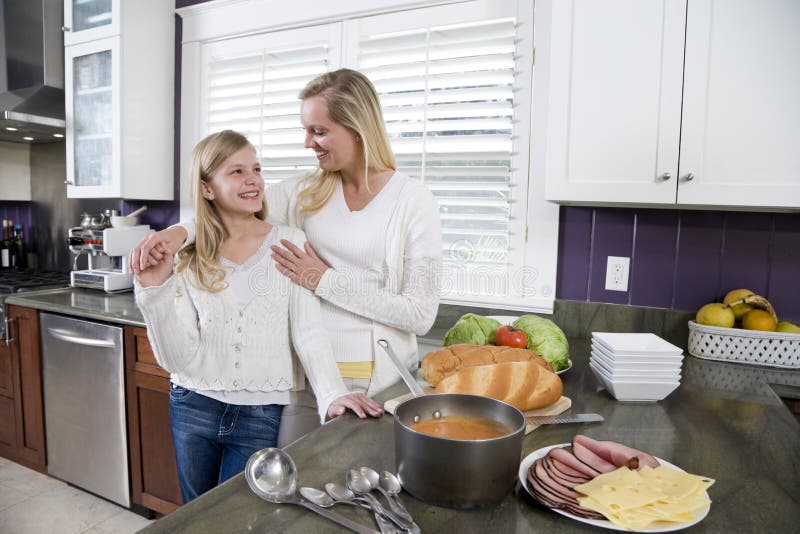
[591,352,682,379]
[518,444,711,532]
[592,342,684,365]
[487,315,572,374]
[592,333,683,356]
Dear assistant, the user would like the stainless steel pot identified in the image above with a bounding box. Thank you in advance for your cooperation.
[80,210,117,230]
[393,393,526,509]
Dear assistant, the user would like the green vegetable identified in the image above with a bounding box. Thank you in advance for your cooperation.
[512,315,570,372]
[443,314,501,346]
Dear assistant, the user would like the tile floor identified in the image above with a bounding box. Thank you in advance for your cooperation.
[0,456,154,533]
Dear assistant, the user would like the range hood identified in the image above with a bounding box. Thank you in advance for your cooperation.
[0,0,65,144]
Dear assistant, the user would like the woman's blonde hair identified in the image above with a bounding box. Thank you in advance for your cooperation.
[297,68,396,212]
[176,130,267,292]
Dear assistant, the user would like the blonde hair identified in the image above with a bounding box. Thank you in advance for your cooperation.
[297,68,396,213]
[176,130,267,292]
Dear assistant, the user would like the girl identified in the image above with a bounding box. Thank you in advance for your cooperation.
[134,130,381,502]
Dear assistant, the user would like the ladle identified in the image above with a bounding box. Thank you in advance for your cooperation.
[244,448,378,534]
[347,468,413,530]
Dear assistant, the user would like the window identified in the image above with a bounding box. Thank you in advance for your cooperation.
[179,0,558,312]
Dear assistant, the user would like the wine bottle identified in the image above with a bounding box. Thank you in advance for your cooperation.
[1,219,11,269]
[11,224,25,271]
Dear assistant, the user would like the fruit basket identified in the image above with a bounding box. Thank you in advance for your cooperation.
[688,321,800,369]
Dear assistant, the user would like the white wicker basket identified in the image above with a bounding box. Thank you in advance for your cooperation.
[688,321,800,369]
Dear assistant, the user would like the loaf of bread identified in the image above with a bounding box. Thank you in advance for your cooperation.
[434,360,563,412]
[422,343,552,386]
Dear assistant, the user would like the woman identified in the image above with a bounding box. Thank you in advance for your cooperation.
[134,130,381,502]
[131,69,442,443]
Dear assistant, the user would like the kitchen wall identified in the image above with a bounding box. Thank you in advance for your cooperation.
[557,207,800,320]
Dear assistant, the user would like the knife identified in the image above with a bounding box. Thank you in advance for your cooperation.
[526,413,604,425]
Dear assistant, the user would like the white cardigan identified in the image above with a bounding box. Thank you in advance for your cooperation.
[134,225,350,421]
[180,172,443,396]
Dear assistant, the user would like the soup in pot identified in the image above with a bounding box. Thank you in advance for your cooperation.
[410,415,512,440]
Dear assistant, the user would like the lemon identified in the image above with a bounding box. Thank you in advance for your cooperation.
[776,321,800,334]
[723,289,755,319]
[696,303,735,328]
[741,309,777,331]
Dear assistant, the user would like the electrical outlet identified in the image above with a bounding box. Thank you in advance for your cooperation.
[605,256,630,291]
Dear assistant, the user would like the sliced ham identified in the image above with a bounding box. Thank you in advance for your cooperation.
[549,446,601,478]
[572,436,618,474]
[526,465,604,520]
[533,459,582,501]
[542,455,590,488]
[573,434,660,469]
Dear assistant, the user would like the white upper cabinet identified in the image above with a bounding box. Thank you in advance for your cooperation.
[64,0,173,199]
[63,0,120,46]
[539,0,800,210]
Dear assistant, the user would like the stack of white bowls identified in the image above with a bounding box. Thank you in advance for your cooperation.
[589,332,683,401]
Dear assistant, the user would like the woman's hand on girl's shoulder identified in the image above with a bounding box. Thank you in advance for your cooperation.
[327,392,384,419]
[135,252,175,288]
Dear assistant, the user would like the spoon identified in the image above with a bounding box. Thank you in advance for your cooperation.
[347,468,413,530]
[360,468,414,525]
[244,448,378,534]
[378,471,417,528]
[323,483,398,534]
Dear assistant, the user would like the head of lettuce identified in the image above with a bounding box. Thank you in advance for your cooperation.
[443,314,502,346]
[512,315,570,372]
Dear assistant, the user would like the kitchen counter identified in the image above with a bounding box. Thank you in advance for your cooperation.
[140,337,800,533]
[4,287,145,327]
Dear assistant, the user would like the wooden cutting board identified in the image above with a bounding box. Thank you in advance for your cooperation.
[383,394,572,435]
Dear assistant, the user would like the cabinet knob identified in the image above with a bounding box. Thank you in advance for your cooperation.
[681,173,695,182]
[62,26,71,32]
[660,172,671,181]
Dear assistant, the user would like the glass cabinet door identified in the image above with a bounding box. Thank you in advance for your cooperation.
[72,49,112,187]
[71,0,112,32]
[64,0,119,45]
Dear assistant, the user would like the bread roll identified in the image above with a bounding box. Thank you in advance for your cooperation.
[422,344,552,386]
[435,361,563,412]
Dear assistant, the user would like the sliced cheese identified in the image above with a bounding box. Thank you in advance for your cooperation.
[575,465,715,530]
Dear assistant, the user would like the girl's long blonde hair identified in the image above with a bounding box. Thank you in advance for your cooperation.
[297,68,396,213]
[176,130,267,292]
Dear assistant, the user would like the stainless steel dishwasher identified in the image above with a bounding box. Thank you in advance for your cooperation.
[40,312,130,507]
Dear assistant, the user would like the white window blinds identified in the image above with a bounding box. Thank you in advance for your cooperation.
[356,16,524,279]
[205,42,331,185]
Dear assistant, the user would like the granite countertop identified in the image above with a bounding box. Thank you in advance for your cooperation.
[139,338,800,533]
[4,287,145,327]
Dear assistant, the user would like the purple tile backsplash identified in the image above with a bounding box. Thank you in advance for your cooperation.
[0,203,32,232]
[557,206,800,319]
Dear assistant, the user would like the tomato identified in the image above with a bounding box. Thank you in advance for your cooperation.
[494,325,528,348]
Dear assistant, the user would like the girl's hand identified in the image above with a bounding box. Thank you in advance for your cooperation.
[271,240,330,291]
[135,252,175,288]
[327,392,384,419]
[129,226,188,274]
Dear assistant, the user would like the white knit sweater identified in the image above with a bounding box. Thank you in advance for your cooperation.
[134,225,350,421]
[180,171,443,396]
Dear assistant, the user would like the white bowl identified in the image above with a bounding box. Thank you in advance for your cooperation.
[592,332,683,355]
[110,215,138,227]
[590,363,680,401]
[591,352,682,379]
[590,345,683,370]
[591,341,684,364]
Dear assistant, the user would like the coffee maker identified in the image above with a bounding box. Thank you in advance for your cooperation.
[69,225,153,292]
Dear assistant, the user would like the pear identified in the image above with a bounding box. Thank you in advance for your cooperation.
[696,303,735,328]
[723,289,755,319]
[776,321,800,334]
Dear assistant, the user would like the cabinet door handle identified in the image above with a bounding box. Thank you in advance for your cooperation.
[62,26,71,32]
[681,173,695,182]
[3,318,14,346]
[660,172,671,181]
[47,328,116,348]
[64,179,73,185]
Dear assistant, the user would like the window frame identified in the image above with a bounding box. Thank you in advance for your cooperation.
[178,0,559,313]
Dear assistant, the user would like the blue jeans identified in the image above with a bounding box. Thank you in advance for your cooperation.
[169,383,283,503]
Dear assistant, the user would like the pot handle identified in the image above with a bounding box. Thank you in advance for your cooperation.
[377,339,425,397]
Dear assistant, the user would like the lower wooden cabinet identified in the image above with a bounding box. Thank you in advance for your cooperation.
[0,305,46,472]
[125,326,182,514]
